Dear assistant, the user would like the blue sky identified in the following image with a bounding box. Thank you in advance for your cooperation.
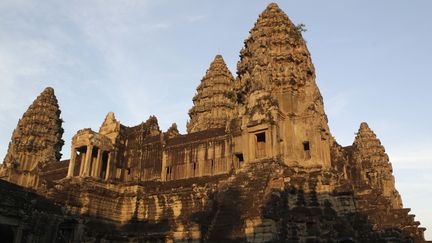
[0,0,431,239]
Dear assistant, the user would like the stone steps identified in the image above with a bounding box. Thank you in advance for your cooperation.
[205,160,275,241]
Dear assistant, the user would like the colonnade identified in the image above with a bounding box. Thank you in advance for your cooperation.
[67,145,114,180]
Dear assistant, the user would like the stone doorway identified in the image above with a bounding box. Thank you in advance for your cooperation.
[255,132,266,158]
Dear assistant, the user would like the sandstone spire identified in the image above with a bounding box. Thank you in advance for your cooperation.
[0,87,64,185]
[144,115,161,136]
[165,123,180,138]
[237,3,315,94]
[187,55,235,133]
[352,122,402,208]
[234,3,331,166]
[236,2,328,123]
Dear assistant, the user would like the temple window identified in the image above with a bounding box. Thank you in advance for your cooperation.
[303,141,310,151]
[235,153,244,168]
[303,141,311,159]
[166,166,171,180]
[256,132,266,142]
[235,153,244,162]
[255,132,266,158]
[193,162,197,177]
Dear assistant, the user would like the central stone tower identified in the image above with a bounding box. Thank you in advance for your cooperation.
[231,3,331,167]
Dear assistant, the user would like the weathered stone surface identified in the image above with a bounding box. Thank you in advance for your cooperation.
[2,159,428,242]
[0,3,429,243]
[188,55,235,133]
[0,87,64,188]
[351,122,402,208]
[233,3,332,169]
[99,111,121,144]
[165,123,180,139]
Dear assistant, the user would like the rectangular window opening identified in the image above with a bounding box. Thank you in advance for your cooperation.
[235,153,244,162]
[166,166,171,180]
[303,141,310,151]
[192,162,197,177]
[256,132,266,142]
[255,132,267,158]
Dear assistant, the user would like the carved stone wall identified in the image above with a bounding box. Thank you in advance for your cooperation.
[163,128,233,181]
[2,159,427,242]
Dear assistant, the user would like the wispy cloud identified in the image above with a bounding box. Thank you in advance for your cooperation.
[325,92,350,117]
[148,22,171,30]
[0,0,157,161]
[389,143,432,169]
[185,14,208,23]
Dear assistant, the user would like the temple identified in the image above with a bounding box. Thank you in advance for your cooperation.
[0,3,429,243]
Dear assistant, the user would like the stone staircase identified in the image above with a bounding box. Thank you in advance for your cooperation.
[355,192,429,242]
[205,159,275,242]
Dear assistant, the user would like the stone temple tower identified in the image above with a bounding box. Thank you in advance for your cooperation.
[187,55,236,133]
[351,122,403,208]
[0,87,64,187]
[233,3,331,168]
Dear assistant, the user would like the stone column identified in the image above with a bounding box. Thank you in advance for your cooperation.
[79,150,86,176]
[94,149,102,178]
[83,145,93,177]
[161,150,168,181]
[67,148,77,178]
[104,152,111,180]
[105,151,115,180]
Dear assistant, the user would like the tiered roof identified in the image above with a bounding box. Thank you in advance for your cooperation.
[352,122,402,207]
[2,87,64,171]
[237,3,316,94]
[187,55,235,133]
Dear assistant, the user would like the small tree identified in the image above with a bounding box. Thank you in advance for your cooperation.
[295,23,307,34]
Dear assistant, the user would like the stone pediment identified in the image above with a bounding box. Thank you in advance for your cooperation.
[72,129,114,151]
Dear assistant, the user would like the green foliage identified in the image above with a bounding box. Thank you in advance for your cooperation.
[295,23,307,33]
[225,91,236,101]
[290,23,307,43]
